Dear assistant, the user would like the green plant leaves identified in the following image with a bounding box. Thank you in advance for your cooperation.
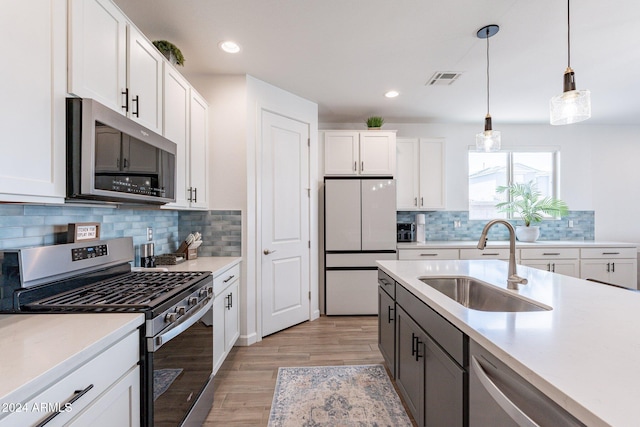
[495,181,569,226]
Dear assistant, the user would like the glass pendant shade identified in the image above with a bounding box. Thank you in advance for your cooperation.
[550,89,591,125]
[476,115,501,151]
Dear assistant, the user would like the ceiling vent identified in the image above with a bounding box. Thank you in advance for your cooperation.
[426,71,463,86]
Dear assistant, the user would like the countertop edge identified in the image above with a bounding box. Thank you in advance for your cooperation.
[163,256,242,276]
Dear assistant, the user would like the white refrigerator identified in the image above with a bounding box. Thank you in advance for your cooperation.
[324,178,397,315]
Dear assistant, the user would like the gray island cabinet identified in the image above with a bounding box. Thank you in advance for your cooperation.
[378,269,466,427]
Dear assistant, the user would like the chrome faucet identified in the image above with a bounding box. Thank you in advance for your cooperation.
[477,219,528,290]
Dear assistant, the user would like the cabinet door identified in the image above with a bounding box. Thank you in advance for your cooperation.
[395,306,425,426]
[378,287,395,377]
[162,65,190,208]
[68,367,140,427]
[127,25,163,133]
[582,259,637,289]
[212,296,226,374]
[188,91,209,209]
[424,336,464,427]
[68,0,127,113]
[1,1,66,203]
[396,138,420,209]
[224,281,240,351]
[418,138,445,209]
[522,260,579,277]
[359,131,396,176]
[324,131,359,175]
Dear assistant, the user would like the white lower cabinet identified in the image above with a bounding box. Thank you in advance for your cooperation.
[213,263,241,374]
[398,249,459,260]
[519,248,580,278]
[580,247,638,289]
[1,330,140,427]
[459,248,510,261]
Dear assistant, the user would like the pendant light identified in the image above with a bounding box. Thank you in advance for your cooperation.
[550,0,591,125]
[476,25,501,152]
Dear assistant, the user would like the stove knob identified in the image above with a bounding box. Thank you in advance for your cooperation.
[199,289,208,298]
[176,306,186,315]
[207,286,213,295]
[188,297,198,306]
[165,312,178,323]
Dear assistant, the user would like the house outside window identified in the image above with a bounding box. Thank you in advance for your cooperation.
[469,149,559,220]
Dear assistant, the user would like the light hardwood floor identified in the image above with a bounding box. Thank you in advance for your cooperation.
[204,315,416,426]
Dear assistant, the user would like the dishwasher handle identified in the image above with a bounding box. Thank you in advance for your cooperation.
[471,356,539,427]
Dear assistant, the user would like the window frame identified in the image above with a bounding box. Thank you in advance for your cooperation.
[468,146,562,221]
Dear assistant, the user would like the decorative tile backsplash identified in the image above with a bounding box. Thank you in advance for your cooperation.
[178,210,241,257]
[0,205,241,264]
[397,211,595,241]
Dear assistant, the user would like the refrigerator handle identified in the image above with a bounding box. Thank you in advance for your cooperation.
[354,161,357,172]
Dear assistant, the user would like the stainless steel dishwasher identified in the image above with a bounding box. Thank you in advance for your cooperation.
[469,340,586,427]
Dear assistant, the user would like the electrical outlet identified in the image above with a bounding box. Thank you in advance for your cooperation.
[568,220,574,228]
[454,220,461,228]
[147,227,153,241]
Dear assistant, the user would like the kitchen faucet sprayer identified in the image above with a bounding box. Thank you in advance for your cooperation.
[477,219,528,289]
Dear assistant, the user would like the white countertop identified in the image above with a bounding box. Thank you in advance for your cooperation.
[397,240,638,249]
[377,259,640,427]
[162,256,241,275]
[0,313,143,405]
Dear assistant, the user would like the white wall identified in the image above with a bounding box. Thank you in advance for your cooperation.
[321,122,640,245]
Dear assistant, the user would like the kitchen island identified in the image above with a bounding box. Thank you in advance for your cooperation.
[378,259,640,426]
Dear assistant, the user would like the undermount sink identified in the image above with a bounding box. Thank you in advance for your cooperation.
[419,276,551,312]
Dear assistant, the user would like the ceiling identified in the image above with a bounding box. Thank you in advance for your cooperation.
[114,0,640,125]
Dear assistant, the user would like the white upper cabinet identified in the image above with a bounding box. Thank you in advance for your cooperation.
[69,0,163,134]
[0,1,66,203]
[396,137,445,210]
[324,131,396,176]
[68,0,127,112]
[127,25,163,133]
[188,90,209,209]
[162,65,190,208]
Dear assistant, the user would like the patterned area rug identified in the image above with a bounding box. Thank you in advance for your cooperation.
[268,364,412,427]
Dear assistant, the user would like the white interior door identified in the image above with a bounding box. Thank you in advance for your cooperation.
[261,111,310,337]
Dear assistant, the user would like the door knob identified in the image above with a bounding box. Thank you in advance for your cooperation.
[264,249,277,255]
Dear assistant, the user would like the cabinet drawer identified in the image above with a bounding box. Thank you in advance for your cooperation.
[580,247,637,259]
[460,248,510,260]
[520,248,579,259]
[398,249,459,260]
[378,269,395,299]
[3,330,139,426]
[213,263,240,296]
[396,284,465,366]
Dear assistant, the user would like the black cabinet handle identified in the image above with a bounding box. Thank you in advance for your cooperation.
[223,275,235,283]
[132,95,140,117]
[226,293,233,310]
[187,187,193,202]
[387,306,394,324]
[411,333,417,357]
[612,262,615,273]
[35,384,94,426]
[415,337,423,361]
[606,262,610,273]
[121,88,129,112]
[193,187,197,203]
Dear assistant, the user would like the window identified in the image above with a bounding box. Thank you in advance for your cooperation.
[469,149,559,220]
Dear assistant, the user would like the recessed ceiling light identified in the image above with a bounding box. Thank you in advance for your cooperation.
[219,41,240,53]
[385,91,399,98]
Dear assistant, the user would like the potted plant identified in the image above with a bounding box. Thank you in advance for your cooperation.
[495,181,569,242]
[152,40,185,66]
[365,116,385,129]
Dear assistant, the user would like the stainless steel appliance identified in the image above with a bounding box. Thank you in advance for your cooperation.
[66,98,177,205]
[397,222,415,242]
[0,237,213,427]
[324,178,397,315]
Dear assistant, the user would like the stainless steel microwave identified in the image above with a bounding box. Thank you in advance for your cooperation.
[66,98,176,205]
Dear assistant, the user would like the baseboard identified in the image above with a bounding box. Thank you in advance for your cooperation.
[237,332,258,346]
[311,309,320,320]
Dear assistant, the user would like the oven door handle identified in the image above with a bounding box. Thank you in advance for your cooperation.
[149,297,213,352]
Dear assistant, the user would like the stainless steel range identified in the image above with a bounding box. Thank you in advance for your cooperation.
[0,237,214,427]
